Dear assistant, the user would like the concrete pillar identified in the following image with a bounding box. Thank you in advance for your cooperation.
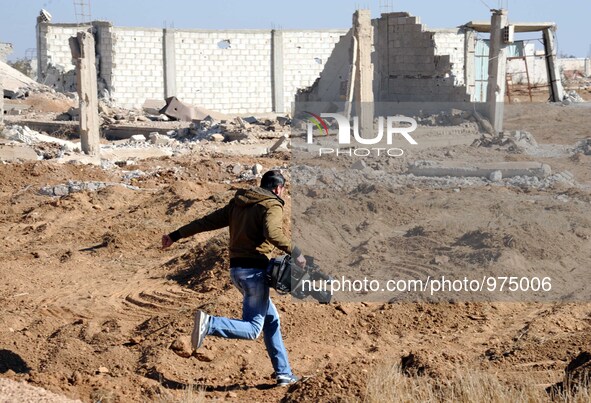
[543,28,565,102]
[163,29,177,98]
[585,58,591,78]
[69,31,100,156]
[271,30,285,113]
[464,29,476,100]
[486,9,508,134]
[353,9,374,137]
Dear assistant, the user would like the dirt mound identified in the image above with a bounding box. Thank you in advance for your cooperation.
[282,362,368,402]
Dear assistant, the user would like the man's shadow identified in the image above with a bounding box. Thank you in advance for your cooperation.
[145,367,276,391]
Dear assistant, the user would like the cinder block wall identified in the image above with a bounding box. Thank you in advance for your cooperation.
[38,22,346,113]
[109,27,165,107]
[374,12,470,102]
[38,24,91,75]
[174,30,273,114]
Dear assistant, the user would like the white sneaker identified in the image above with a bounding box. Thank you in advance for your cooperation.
[191,310,210,350]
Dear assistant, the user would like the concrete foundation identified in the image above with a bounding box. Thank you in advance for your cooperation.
[408,160,551,179]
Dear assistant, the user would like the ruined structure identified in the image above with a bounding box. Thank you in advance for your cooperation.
[36,9,568,129]
[36,21,346,114]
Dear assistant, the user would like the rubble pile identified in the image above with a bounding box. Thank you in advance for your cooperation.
[415,109,474,127]
[1,125,80,159]
[574,138,591,156]
[472,130,537,153]
[562,90,585,105]
[291,163,578,193]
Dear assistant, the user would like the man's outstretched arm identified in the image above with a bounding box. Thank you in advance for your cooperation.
[162,202,232,248]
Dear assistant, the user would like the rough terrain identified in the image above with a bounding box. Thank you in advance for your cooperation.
[1,85,591,402]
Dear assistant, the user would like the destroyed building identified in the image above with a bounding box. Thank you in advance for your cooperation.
[35,9,581,118]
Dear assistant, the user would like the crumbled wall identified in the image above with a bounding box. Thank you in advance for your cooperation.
[39,22,347,113]
[374,12,470,102]
[281,31,345,111]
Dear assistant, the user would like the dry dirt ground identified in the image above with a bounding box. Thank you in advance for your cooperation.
[1,99,591,402]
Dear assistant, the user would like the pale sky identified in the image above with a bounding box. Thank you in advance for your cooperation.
[1,0,589,60]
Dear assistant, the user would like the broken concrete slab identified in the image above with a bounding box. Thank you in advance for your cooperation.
[159,96,230,121]
[1,125,80,152]
[0,60,37,96]
[160,96,195,121]
[268,134,289,153]
[210,133,224,142]
[130,134,146,142]
[148,132,172,145]
[0,143,40,161]
[408,160,551,179]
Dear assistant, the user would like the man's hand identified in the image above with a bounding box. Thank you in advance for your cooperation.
[295,254,306,268]
[161,234,174,249]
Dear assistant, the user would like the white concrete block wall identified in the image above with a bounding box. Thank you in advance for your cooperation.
[282,31,346,112]
[44,24,91,71]
[110,28,165,108]
[174,30,273,114]
[433,31,465,86]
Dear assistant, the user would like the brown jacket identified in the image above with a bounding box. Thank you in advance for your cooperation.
[169,187,293,268]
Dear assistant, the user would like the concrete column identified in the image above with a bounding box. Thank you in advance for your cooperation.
[486,9,508,133]
[163,29,177,98]
[464,29,476,100]
[353,9,374,137]
[271,30,285,113]
[69,31,100,156]
[585,58,591,78]
[543,28,565,102]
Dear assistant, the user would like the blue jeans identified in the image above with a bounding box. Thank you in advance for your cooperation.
[206,267,292,377]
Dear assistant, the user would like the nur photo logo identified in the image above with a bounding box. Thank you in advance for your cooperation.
[304,112,419,157]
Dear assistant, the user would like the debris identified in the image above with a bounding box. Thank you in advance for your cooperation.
[159,96,196,121]
[1,125,80,152]
[129,134,146,143]
[562,90,585,105]
[269,134,289,153]
[230,163,242,175]
[252,163,264,175]
[210,133,224,142]
[148,132,172,146]
[97,366,109,374]
[277,116,291,126]
[488,170,502,182]
[243,116,258,124]
[351,160,367,170]
[574,138,591,156]
[39,180,139,197]
[472,130,537,153]
[472,111,495,135]
[408,160,551,179]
